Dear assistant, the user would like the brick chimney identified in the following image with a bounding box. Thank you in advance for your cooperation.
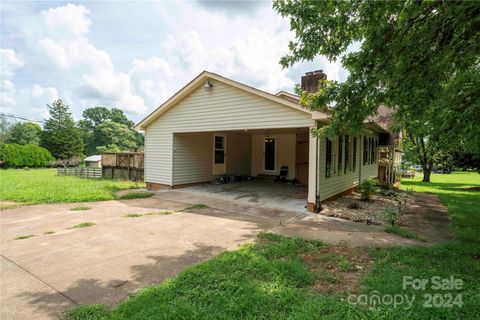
[301,70,327,93]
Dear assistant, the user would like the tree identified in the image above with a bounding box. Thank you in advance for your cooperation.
[93,121,138,153]
[7,122,42,145]
[79,106,142,155]
[41,100,84,160]
[274,0,480,181]
[0,143,54,168]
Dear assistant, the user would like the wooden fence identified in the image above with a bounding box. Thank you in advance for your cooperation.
[101,152,144,181]
[57,167,102,179]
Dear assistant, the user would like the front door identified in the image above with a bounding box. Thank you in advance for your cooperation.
[213,135,226,175]
[264,137,276,171]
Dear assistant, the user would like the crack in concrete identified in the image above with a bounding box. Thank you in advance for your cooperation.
[0,253,79,306]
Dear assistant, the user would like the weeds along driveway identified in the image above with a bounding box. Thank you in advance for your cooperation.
[0,192,420,320]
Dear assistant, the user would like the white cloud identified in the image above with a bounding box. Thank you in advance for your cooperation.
[163,27,294,93]
[32,84,58,101]
[40,4,91,37]
[138,79,169,107]
[35,4,144,115]
[131,57,173,77]
[1,48,24,79]
[81,70,146,114]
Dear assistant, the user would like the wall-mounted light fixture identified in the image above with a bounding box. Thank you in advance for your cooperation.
[204,80,213,92]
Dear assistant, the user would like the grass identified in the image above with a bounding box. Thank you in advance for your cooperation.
[70,206,92,211]
[72,222,96,228]
[65,233,370,320]
[384,225,427,242]
[124,213,143,218]
[64,172,480,319]
[44,231,55,235]
[0,169,144,205]
[144,210,175,215]
[115,192,153,200]
[14,235,34,240]
[185,203,209,210]
[0,204,21,211]
[123,210,176,218]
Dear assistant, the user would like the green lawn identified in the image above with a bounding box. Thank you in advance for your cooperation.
[0,169,144,205]
[61,172,480,319]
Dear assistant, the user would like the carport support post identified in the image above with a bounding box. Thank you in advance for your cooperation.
[307,125,320,213]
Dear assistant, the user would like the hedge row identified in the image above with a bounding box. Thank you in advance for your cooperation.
[0,143,54,168]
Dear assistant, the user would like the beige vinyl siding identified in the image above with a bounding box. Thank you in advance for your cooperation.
[226,133,251,175]
[318,131,379,201]
[317,135,361,200]
[173,132,212,185]
[251,133,296,180]
[144,126,172,185]
[361,164,379,182]
[156,80,313,133]
[144,78,313,185]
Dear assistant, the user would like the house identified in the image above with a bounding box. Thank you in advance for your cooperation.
[83,155,102,168]
[136,70,392,212]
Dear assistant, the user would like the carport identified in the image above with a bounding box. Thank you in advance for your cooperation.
[172,127,310,187]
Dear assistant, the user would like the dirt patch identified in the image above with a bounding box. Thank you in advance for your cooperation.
[301,246,373,294]
[320,190,414,225]
[399,193,453,243]
[114,188,150,197]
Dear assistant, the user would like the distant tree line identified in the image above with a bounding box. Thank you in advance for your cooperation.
[0,99,143,168]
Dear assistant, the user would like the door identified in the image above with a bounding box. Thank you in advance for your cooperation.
[296,132,309,185]
[264,137,276,171]
[213,135,226,175]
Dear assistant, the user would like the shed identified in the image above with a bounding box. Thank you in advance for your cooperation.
[84,155,102,168]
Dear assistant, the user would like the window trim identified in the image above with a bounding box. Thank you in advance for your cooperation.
[213,135,226,165]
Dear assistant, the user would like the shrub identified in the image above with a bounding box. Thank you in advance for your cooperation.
[0,143,54,168]
[358,178,378,201]
[383,208,398,226]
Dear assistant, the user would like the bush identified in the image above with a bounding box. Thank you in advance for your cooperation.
[358,178,378,201]
[0,143,54,168]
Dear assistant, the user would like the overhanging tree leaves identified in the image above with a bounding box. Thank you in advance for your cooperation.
[274,0,480,181]
[41,100,84,160]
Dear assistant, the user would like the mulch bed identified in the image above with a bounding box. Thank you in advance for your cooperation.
[319,190,415,226]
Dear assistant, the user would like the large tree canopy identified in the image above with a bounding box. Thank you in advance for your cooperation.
[79,106,142,155]
[274,0,480,153]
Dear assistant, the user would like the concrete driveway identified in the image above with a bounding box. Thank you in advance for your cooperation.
[1,186,418,320]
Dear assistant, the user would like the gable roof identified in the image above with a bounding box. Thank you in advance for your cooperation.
[135,71,321,130]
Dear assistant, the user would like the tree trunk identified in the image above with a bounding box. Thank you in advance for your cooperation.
[422,167,431,182]
[422,159,434,182]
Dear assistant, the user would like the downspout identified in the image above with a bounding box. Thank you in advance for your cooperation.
[314,122,322,212]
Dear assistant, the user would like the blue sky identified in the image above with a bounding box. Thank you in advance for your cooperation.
[1,0,347,122]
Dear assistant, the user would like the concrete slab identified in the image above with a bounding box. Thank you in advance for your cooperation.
[1,198,259,319]
[174,180,308,213]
